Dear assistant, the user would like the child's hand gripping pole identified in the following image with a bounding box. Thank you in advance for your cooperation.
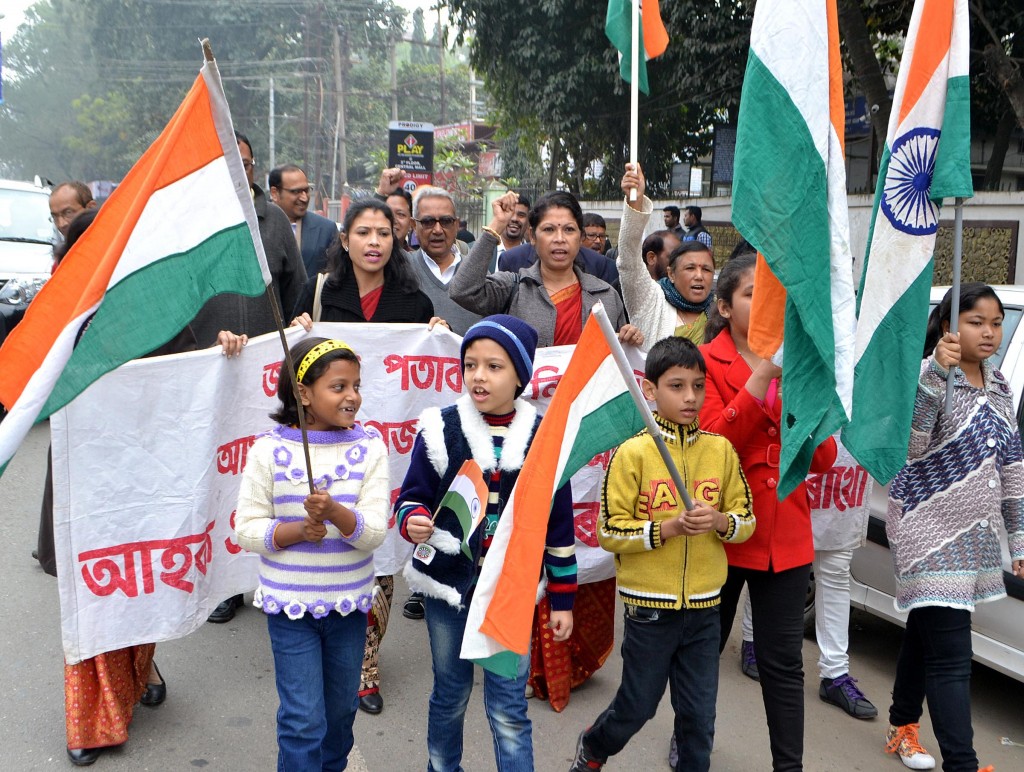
[591,302,695,511]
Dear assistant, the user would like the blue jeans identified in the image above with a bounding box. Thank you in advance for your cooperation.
[423,596,533,772]
[890,606,977,772]
[584,605,720,772]
[266,610,367,772]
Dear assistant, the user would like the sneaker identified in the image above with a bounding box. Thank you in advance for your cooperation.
[885,723,936,770]
[820,673,878,719]
[569,729,605,772]
[668,732,678,769]
[740,640,759,681]
[403,592,425,620]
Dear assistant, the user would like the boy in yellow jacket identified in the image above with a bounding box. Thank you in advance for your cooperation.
[570,336,754,772]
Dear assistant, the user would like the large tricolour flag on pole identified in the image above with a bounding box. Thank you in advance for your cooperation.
[0,54,271,477]
[731,0,856,497]
[460,306,646,676]
[842,0,973,483]
[605,0,669,95]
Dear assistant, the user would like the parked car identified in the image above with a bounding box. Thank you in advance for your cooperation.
[0,179,54,344]
[848,284,1024,683]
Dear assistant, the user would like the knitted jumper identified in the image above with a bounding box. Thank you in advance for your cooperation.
[396,395,577,610]
[888,357,1024,612]
[599,414,755,610]
[235,424,390,618]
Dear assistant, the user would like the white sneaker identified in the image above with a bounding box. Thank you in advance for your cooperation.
[884,723,936,770]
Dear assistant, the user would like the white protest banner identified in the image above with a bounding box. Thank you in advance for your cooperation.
[53,323,641,662]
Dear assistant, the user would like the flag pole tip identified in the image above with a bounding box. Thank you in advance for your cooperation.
[201,38,214,62]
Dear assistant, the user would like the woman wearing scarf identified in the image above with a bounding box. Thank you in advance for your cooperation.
[616,164,716,349]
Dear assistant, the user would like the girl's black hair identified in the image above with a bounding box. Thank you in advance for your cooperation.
[922,282,1004,358]
[270,336,360,425]
[704,252,757,343]
[322,198,418,294]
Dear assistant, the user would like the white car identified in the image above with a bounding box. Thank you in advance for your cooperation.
[849,285,1024,682]
[0,179,54,343]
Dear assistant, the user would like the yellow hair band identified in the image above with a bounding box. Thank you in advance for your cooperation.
[296,339,353,382]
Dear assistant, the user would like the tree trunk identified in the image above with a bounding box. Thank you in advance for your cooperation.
[837,0,892,149]
[982,43,1024,132]
[984,110,1014,190]
[548,137,560,191]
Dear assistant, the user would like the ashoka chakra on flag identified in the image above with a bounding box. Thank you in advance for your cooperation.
[881,127,941,235]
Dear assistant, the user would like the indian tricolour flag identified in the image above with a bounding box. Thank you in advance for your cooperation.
[460,306,646,677]
[842,0,973,484]
[731,0,856,498]
[435,459,489,561]
[605,0,669,95]
[0,56,270,476]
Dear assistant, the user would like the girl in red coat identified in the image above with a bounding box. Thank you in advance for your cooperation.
[698,252,836,772]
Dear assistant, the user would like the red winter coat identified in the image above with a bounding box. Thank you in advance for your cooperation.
[699,329,837,572]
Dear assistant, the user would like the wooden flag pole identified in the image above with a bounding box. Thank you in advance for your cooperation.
[200,37,316,495]
[591,302,695,511]
[629,0,639,202]
[944,197,964,413]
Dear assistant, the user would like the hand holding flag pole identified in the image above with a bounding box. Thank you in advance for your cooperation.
[591,302,695,511]
[944,197,965,413]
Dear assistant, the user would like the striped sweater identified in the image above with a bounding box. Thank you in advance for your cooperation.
[888,357,1024,612]
[235,424,390,618]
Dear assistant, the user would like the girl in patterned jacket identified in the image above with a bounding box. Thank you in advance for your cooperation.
[885,283,1024,772]
[235,336,390,772]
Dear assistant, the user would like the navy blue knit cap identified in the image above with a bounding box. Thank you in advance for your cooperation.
[460,314,538,398]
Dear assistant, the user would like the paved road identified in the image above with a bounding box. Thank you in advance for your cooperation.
[3,422,1023,770]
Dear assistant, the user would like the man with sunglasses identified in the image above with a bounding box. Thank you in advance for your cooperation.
[269,164,339,276]
[408,187,481,337]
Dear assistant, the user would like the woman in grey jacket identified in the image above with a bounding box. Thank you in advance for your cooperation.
[449,190,642,348]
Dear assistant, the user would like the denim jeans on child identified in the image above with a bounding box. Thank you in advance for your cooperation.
[890,605,977,772]
[266,609,367,772]
[584,604,720,772]
[423,596,533,772]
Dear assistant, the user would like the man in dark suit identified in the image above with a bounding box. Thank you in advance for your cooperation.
[269,164,339,276]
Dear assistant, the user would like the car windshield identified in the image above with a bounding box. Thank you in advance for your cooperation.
[0,188,54,244]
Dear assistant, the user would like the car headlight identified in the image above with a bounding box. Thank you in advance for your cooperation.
[0,277,47,306]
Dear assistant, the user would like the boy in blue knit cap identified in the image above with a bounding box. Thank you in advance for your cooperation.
[396,314,577,772]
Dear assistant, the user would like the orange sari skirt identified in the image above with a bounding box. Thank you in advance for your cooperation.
[528,578,615,712]
[65,644,155,749]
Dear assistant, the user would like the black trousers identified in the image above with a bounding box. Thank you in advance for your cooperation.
[719,563,810,772]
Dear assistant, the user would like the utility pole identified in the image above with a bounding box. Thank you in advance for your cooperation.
[438,6,446,126]
[268,77,276,172]
[389,31,399,122]
[332,23,349,194]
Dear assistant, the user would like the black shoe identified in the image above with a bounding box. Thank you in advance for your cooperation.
[67,747,102,766]
[140,662,166,707]
[403,592,425,620]
[32,549,39,561]
[819,673,878,719]
[569,729,605,771]
[207,594,243,624]
[359,692,383,714]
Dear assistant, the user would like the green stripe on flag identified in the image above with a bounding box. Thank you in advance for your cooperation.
[439,496,477,560]
[42,224,265,416]
[931,75,973,200]
[470,650,521,679]
[843,267,933,483]
[557,392,645,489]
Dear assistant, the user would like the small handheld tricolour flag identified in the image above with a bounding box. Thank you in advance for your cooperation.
[434,459,489,561]
[0,44,270,478]
[842,0,973,484]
